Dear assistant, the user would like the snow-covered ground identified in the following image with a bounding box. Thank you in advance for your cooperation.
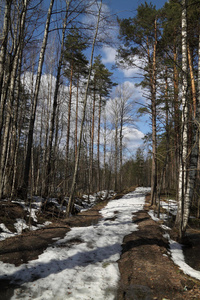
[0,188,200,299]
[0,187,150,300]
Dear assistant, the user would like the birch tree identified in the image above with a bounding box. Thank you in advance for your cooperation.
[21,0,54,199]
[44,0,72,197]
[175,0,188,238]
[0,0,29,198]
[0,0,12,117]
[175,0,200,238]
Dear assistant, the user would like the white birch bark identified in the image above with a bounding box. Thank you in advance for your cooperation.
[182,32,200,231]
[176,0,188,237]
[150,17,157,206]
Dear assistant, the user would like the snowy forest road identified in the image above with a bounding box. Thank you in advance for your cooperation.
[0,187,150,300]
[1,187,200,299]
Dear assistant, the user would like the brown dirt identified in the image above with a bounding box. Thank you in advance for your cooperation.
[117,203,200,300]
[1,196,200,299]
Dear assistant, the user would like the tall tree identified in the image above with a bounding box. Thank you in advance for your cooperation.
[66,0,103,217]
[175,0,200,238]
[0,0,12,111]
[117,2,159,204]
[89,55,114,192]
[21,0,55,199]
[44,0,72,197]
[0,0,29,198]
[63,26,88,193]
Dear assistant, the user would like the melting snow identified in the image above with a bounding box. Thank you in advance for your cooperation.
[0,187,200,299]
[151,198,200,282]
[0,187,150,300]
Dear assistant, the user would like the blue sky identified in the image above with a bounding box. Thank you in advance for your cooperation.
[107,0,167,19]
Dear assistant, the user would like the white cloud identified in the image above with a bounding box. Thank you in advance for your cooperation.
[122,66,141,78]
[102,46,117,64]
[123,127,144,154]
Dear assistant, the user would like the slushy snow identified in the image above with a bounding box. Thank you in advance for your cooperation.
[0,187,200,299]
[0,187,150,300]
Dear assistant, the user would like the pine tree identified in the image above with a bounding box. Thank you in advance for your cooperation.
[63,26,89,193]
[117,2,159,204]
[89,55,114,192]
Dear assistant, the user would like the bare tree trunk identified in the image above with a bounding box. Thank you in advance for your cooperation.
[175,0,188,239]
[0,0,11,144]
[89,83,96,192]
[0,1,27,197]
[187,44,196,117]
[173,44,180,198]
[66,0,103,217]
[158,66,169,217]
[150,17,157,206]
[45,0,71,197]
[103,108,107,190]
[7,42,24,197]
[97,95,102,191]
[65,62,74,193]
[75,73,80,160]
[0,0,11,101]
[22,0,54,199]
[119,115,123,192]
[114,116,118,192]
[181,32,200,233]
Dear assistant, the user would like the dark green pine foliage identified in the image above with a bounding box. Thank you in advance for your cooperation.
[64,26,89,83]
[117,2,157,69]
[91,55,115,100]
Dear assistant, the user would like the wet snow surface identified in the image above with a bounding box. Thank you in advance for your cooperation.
[1,187,200,299]
[0,187,150,300]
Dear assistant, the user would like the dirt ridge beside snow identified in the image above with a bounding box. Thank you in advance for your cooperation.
[117,203,200,300]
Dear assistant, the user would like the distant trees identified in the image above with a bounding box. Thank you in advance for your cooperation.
[110,83,135,191]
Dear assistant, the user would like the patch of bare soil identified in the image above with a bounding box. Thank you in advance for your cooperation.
[117,199,200,300]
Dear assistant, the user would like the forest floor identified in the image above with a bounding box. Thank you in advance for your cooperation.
[0,192,200,299]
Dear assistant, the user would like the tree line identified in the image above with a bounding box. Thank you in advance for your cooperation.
[0,0,142,216]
